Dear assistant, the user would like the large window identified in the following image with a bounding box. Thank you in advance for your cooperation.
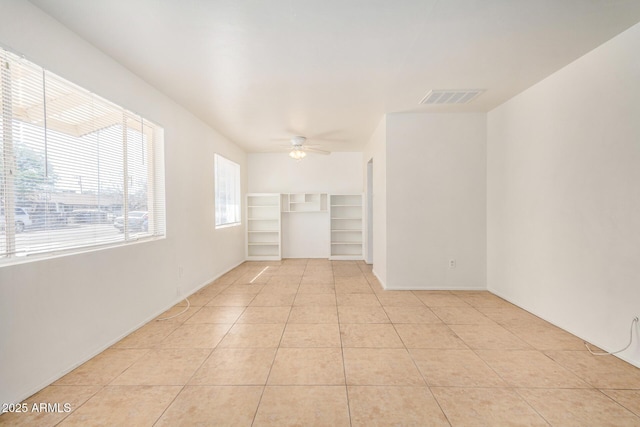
[0,47,165,264]
[214,154,240,228]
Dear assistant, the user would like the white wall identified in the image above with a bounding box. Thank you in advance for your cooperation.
[363,118,387,286]
[0,0,246,403]
[487,23,640,367]
[248,152,362,194]
[386,113,486,290]
[248,152,362,258]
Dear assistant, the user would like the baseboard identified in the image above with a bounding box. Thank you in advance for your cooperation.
[370,269,488,292]
[281,256,330,259]
[11,260,245,404]
[488,287,640,370]
[181,260,245,297]
[384,285,487,291]
[371,268,387,289]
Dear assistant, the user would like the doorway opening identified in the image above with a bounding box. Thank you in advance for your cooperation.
[366,159,373,264]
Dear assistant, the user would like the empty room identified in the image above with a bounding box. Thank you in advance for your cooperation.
[1,0,640,425]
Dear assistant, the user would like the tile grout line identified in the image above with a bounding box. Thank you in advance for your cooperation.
[594,388,640,420]
[154,273,248,425]
[388,296,454,426]
[250,260,304,426]
[333,263,354,427]
[51,383,105,426]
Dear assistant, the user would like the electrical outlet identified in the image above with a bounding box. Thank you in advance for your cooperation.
[449,259,456,269]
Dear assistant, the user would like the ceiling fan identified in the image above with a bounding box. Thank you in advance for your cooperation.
[283,136,330,160]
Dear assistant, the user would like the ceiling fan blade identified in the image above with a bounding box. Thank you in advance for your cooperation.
[305,147,330,155]
[254,147,291,153]
[307,130,348,142]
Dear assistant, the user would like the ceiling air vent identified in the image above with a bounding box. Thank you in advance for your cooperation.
[420,89,484,105]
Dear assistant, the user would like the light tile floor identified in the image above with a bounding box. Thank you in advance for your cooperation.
[2,259,640,426]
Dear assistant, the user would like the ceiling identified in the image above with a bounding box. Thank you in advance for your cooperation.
[27,0,640,153]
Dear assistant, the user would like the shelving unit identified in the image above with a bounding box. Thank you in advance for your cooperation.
[245,192,363,261]
[329,194,364,260]
[281,193,328,213]
[246,193,281,260]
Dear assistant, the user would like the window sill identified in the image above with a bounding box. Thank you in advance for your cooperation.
[215,222,241,230]
[0,234,166,269]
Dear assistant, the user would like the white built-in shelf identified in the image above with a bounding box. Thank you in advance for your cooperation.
[329,194,364,260]
[281,193,328,212]
[245,192,364,261]
[246,193,282,260]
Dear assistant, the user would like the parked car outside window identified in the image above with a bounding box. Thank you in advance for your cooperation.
[69,209,108,224]
[113,211,148,233]
[0,207,33,233]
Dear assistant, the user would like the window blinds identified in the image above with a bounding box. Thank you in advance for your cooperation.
[0,47,165,262]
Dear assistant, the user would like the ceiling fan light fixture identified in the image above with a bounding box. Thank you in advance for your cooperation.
[289,149,306,160]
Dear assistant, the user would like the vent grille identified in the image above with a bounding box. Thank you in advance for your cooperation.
[420,89,484,105]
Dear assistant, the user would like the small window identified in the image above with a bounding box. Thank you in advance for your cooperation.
[214,154,241,228]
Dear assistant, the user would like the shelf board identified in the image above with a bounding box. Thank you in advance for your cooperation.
[247,255,281,261]
[331,217,362,220]
[248,217,279,220]
[330,204,362,207]
[248,230,279,233]
[248,242,280,246]
[248,205,279,208]
[329,255,363,260]
[331,242,363,245]
[331,229,361,232]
